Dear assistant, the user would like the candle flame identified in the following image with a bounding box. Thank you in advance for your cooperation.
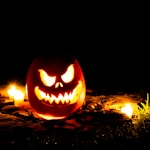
[7,86,16,99]
[121,103,133,118]
[7,85,25,107]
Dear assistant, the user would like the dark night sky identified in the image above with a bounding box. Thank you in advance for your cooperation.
[0,6,149,93]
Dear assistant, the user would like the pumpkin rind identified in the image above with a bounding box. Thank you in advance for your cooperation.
[26,52,86,120]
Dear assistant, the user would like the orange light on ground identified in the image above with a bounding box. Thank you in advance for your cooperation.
[7,85,16,100]
[121,103,133,118]
[7,85,25,107]
[13,90,25,107]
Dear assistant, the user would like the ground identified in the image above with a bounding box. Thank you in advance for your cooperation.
[0,90,150,149]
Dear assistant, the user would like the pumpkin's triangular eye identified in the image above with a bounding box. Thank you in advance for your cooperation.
[61,64,74,83]
[38,69,56,87]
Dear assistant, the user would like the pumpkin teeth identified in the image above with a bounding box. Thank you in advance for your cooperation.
[34,83,82,105]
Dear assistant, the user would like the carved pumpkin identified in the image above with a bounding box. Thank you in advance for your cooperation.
[26,52,86,120]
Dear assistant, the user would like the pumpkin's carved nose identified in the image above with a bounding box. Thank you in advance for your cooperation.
[55,82,63,88]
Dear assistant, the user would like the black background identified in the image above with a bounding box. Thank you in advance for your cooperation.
[0,4,149,93]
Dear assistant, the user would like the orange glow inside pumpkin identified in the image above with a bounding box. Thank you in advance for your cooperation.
[61,64,74,83]
[37,113,65,120]
[34,81,83,105]
[38,64,74,87]
[33,63,84,107]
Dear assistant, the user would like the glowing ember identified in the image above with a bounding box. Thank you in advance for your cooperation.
[121,103,133,118]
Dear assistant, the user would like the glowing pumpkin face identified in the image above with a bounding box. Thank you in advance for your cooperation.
[26,52,86,120]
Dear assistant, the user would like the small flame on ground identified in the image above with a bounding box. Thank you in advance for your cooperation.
[7,85,25,107]
[121,103,133,118]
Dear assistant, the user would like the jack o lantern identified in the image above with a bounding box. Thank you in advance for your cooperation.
[26,52,86,120]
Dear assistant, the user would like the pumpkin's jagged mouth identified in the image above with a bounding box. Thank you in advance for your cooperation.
[34,81,82,106]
